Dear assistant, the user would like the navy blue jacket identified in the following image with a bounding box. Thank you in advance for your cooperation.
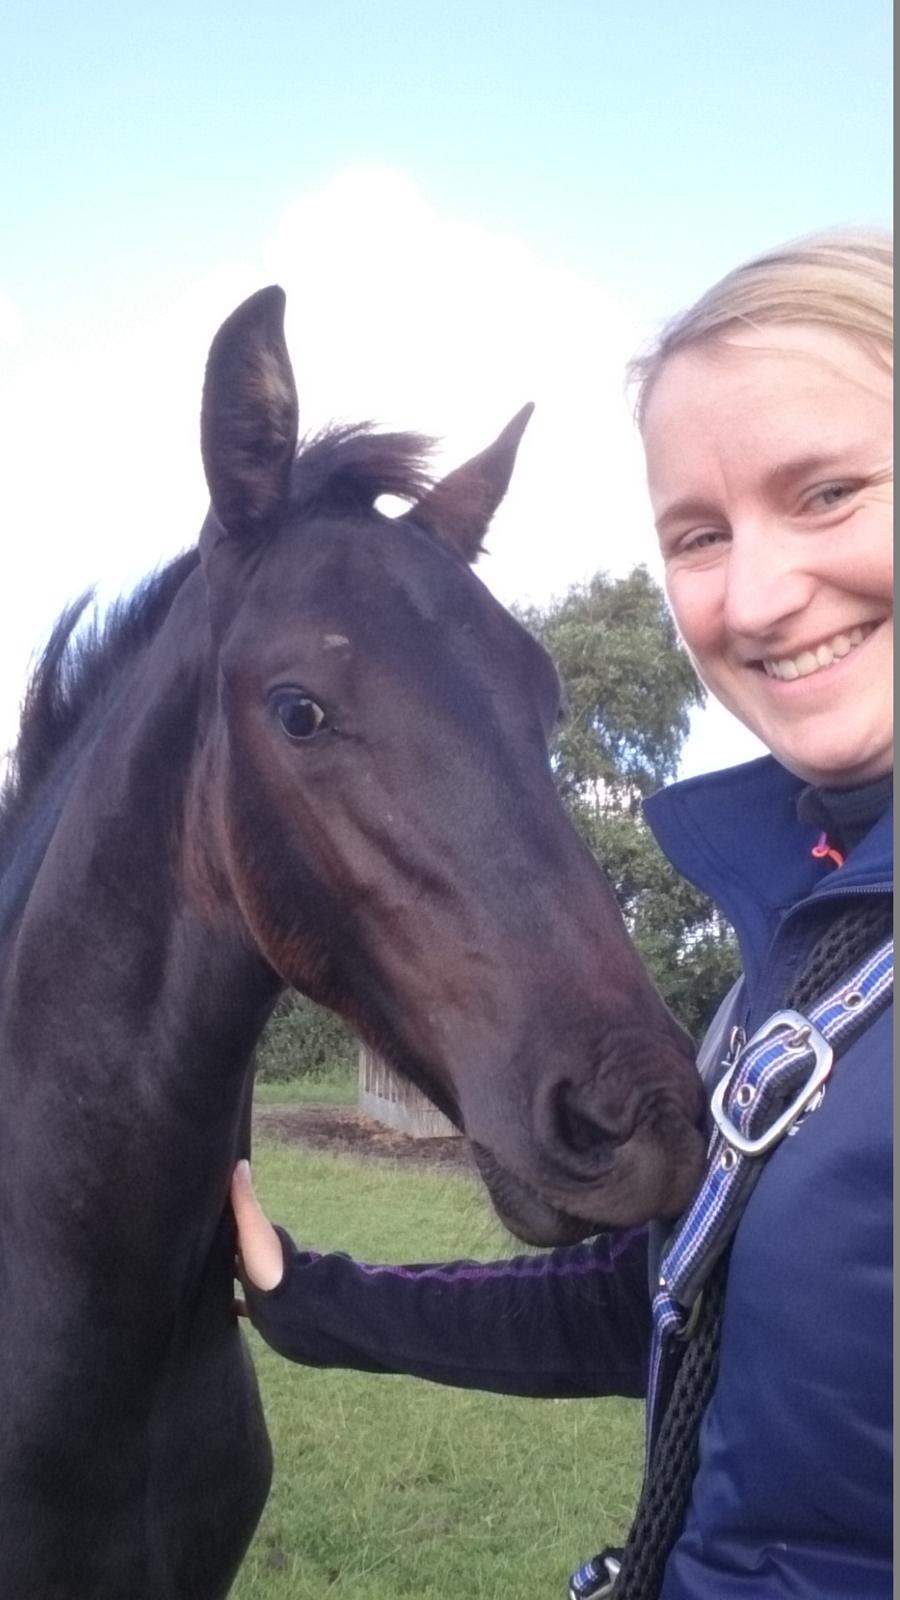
[244,757,892,1599]
[645,758,892,1599]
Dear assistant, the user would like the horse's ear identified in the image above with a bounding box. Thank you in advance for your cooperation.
[200,286,299,543]
[405,403,534,563]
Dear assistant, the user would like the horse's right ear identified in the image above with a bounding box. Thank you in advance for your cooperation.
[403,403,534,564]
[200,287,299,547]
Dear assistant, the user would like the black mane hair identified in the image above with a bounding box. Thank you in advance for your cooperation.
[0,425,436,856]
[288,424,435,518]
[0,549,202,857]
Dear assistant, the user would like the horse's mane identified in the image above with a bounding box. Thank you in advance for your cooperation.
[0,550,202,857]
[288,424,434,517]
[1,425,435,855]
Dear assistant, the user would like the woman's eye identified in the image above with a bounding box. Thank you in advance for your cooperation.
[680,528,726,555]
[808,482,855,511]
[272,692,328,741]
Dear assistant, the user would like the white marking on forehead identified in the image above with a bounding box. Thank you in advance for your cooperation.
[323,633,351,649]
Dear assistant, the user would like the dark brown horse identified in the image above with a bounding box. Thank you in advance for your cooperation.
[0,288,704,1598]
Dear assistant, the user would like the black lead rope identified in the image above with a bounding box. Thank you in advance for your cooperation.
[570,894,893,1600]
[602,1255,727,1598]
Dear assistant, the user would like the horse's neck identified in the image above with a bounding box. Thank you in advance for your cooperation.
[4,582,280,1192]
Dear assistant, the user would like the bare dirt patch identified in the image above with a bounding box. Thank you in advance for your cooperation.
[253,1104,475,1176]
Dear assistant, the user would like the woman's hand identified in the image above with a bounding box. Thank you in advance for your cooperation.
[231,1159,285,1293]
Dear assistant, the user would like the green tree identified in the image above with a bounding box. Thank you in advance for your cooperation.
[519,568,740,1038]
[256,993,356,1084]
[520,566,701,802]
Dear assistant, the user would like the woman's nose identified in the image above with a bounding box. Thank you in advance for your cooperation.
[722,523,815,640]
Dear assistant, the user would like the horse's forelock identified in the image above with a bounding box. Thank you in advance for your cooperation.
[289,425,436,518]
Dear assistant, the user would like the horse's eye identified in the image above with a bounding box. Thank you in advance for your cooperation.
[272,691,328,741]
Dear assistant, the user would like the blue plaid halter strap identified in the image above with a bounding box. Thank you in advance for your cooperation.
[646,933,894,1437]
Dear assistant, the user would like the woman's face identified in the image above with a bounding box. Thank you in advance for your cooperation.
[643,322,893,787]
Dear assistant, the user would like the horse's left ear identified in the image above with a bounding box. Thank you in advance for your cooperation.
[200,286,299,544]
[405,403,534,563]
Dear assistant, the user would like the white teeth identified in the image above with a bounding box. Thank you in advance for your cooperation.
[764,624,875,681]
[794,651,819,678]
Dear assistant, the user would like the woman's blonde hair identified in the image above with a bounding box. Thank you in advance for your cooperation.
[629,226,893,425]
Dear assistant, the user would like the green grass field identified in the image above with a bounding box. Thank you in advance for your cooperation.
[232,1138,643,1599]
[252,1069,357,1106]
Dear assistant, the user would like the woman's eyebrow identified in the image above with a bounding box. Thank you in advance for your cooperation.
[654,496,719,534]
[765,447,878,493]
[766,453,844,489]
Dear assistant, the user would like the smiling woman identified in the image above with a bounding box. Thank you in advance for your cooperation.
[234,227,893,1600]
[642,307,893,789]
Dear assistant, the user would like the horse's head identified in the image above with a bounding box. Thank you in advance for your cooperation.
[195,287,704,1245]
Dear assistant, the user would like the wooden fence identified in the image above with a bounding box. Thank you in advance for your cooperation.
[358,1044,460,1139]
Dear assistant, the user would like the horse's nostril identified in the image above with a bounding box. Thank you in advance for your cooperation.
[553,1083,618,1163]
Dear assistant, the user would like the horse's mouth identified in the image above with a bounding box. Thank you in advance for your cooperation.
[470,1143,601,1245]
[470,1121,706,1247]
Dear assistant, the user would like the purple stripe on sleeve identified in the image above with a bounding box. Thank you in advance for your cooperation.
[352,1228,646,1284]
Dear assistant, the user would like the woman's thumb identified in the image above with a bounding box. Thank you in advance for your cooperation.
[230,1160,284,1291]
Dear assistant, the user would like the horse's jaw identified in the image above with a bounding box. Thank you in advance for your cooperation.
[468,1104,707,1247]
[469,1143,601,1245]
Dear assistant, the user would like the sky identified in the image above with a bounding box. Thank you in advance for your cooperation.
[0,0,892,782]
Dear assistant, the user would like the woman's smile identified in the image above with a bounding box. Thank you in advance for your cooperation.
[643,321,894,787]
[757,619,881,681]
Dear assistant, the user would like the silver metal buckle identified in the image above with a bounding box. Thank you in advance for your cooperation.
[592,1554,621,1597]
[710,1009,834,1157]
[567,1550,621,1599]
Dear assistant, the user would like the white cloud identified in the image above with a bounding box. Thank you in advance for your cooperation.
[0,165,760,778]
[259,164,656,603]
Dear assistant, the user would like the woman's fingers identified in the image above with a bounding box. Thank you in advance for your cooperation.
[230,1160,285,1291]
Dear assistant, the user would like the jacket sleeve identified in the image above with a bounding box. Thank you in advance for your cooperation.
[240,1226,651,1399]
